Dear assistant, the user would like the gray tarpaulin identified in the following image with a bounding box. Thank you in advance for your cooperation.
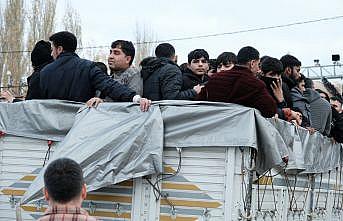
[21,102,164,204]
[0,100,83,141]
[0,100,340,204]
[269,119,342,174]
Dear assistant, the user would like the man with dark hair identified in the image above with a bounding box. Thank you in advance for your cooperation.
[331,96,343,114]
[315,89,330,102]
[330,96,343,142]
[259,56,302,124]
[40,31,150,111]
[216,52,237,72]
[198,46,277,118]
[140,43,202,100]
[290,74,312,127]
[155,43,176,59]
[38,158,97,221]
[108,40,142,95]
[280,54,302,108]
[303,78,332,135]
[182,49,209,90]
[207,59,217,77]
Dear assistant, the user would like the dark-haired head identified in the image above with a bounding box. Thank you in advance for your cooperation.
[31,40,53,70]
[280,54,301,70]
[216,52,237,72]
[280,54,301,80]
[44,158,84,203]
[187,49,209,64]
[315,89,330,102]
[49,31,77,54]
[94,62,108,74]
[237,46,259,65]
[304,78,314,89]
[237,46,260,74]
[187,49,210,76]
[111,40,135,65]
[261,57,283,77]
[155,43,175,59]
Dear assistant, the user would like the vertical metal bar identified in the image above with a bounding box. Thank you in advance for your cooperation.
[307,174,315,221]
[224,147,236,221]
[245,148,255,221]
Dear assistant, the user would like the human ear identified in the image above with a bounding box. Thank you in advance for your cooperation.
[43,188,49,201]
[81,184,87,200]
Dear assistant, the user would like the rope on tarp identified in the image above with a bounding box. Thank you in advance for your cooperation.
[42,140,53,167]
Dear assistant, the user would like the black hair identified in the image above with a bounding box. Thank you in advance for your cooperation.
[49,31,77,52]
[280,54,302,70]
[187,49,209,64]
[261,57,283,75]
[94,62,108,74]
[179,63,188,73]
[298,73,306,82]
[216,52,237,66]
[315,89,330,102]
[155,43,175,59]
[304,78,314,89]
[111,40,135,65]
[237,46,259,64]
[331,96,343,104]
[44,158,84,203]
[31,40,53,69]
[208,59,217,70]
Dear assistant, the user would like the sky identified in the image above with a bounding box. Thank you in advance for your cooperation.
[53,0,343,68]
[7,0,332,69]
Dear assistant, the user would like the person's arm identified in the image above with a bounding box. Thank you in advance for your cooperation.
[90,66,136,102]
[160,65,197,100]
[90,66,151,111]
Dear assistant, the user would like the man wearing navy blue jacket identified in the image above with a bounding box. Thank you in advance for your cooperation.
[40,31,150,111]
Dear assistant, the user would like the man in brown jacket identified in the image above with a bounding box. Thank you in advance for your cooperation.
[198,46,277,118]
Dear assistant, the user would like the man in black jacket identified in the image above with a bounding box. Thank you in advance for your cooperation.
[182,49,209,90]
[141,43,202,101]
[40,31,150,111]
[280,54,301,108]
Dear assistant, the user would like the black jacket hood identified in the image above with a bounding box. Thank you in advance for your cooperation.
[141,57,177,81]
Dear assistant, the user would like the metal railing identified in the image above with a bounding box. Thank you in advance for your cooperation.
[302,63,343,80]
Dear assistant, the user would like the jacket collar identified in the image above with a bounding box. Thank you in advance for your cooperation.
[56,52,79,60]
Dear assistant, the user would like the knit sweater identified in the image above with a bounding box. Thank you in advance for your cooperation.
[197,65,277,118]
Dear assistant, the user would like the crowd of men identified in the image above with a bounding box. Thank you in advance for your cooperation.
[1,30,342,219]
[1,31,342,141]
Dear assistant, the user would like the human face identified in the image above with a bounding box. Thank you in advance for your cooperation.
[298,80,305,92]
[187,57,209,75]
[108,46,131,72]
[291,66,301,80]
[217,62,234,72]
[248,59,260,74]
[331,100,343,113]
[51,43,63,60]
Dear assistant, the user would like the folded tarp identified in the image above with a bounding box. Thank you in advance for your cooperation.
[0,100,83,141]
[269,119,342,174]
[21,102,164,204]
[0,100,339,204]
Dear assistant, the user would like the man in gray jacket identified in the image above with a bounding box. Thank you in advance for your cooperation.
[304,78,332,135]
[108,40,143,96]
